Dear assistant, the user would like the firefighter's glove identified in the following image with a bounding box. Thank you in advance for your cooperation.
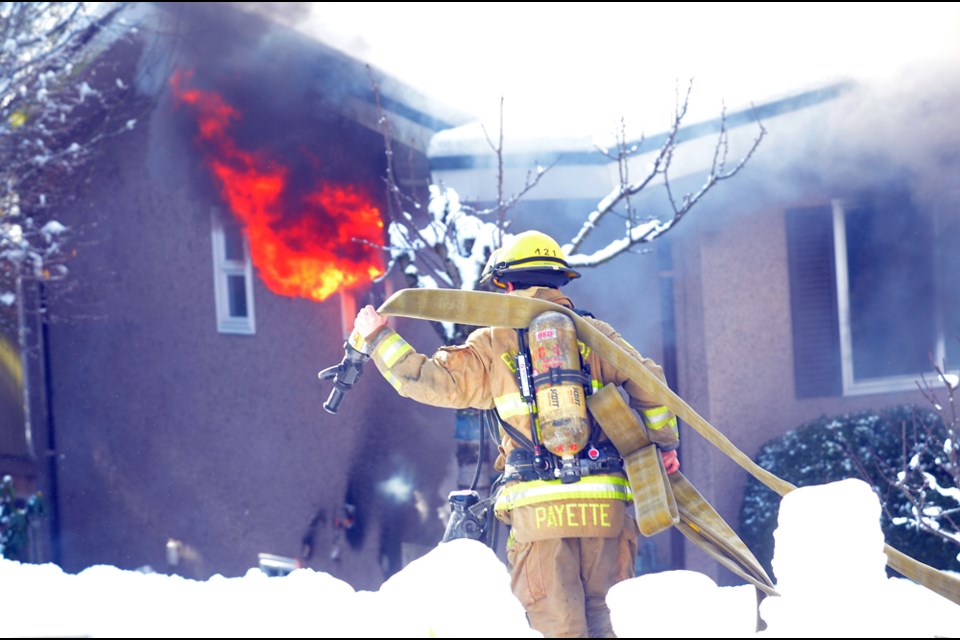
[355,304,388,340]
[661,449,680,474]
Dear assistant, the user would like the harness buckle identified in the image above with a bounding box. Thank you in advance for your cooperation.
[504,444,623,483]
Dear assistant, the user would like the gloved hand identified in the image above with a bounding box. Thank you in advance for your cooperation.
[355,304,387,339]
[661,449,680,474]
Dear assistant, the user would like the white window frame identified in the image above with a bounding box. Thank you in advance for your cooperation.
[832,199,949,395]
[211,209,256,335]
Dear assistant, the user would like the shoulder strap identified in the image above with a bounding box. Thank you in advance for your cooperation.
[491,406,535,452]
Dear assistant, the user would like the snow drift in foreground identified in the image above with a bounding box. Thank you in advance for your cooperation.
[2,479,958,637]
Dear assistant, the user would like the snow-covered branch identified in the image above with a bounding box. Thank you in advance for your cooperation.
[564,80,767,268]
[367,72,765,344]
[846,352,960,553]
[367,71,532,343]
[889,356,960,549]
[1,2,141,314]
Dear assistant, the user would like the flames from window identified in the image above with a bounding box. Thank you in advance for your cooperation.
[170,70,384,302]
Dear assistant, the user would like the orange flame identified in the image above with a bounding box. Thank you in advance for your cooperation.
[170,70,384,302]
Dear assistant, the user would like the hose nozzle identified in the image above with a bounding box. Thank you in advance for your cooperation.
[318,330,372,414]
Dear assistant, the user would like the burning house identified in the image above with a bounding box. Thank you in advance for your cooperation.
[3,1,959,595]
[2,3,472,589]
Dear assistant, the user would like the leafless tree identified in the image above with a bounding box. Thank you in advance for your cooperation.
[367,71,765,345]
[368,69,557,344]
[887,356,959,548]
[0,2,141,324]
[1,3,148,470]
[571,80,765,264]
[840,345,960,555]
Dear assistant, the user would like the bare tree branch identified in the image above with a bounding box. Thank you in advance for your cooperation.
[368,72,562,343]
[564,80,767,267]
[368,74,766,344]
[1,2,146,328]
[476,97,557,235]
[844,349,960,549]
[366,65,457,290]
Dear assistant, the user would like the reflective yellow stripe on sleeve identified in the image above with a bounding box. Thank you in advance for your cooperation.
[495,475,631,511]
[641,405,679,442]
[642,406,678,430]
[375,333,413,368]
[382,369,403,392]
[494,391,531,420]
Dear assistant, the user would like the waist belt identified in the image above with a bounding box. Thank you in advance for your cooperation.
[503,443,623,482]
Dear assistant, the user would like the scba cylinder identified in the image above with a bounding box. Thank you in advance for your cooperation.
[528,311,590,460]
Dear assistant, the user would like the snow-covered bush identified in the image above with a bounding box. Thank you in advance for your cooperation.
[740,405,960,581]
[0,475,44,561]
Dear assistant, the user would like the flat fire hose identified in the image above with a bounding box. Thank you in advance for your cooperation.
[584,384,680,536]
[588,384,776,595]
[377,287,960,606]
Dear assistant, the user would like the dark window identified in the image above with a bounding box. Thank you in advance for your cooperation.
[223,219,245,262]
[227,275,248,318]
[843,192,935,380]
[938,208,960,367]
[786,188,956,397]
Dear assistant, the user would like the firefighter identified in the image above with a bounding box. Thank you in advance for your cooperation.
[352,230,680,638]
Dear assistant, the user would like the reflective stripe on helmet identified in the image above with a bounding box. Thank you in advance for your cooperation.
[479,230,580,287]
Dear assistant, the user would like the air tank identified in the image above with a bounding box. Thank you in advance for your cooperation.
[528,311,590,474]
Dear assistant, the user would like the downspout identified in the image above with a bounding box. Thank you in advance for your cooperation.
[657,238,684,570]
[16,275,61,565]
[16,275,35,461]
[38,281,62,566]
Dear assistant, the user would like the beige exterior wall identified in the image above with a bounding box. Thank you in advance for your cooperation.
[672,201,931,585]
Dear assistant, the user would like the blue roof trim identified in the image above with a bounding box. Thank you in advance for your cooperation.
[370,92,465,132]
[430,81,855,171]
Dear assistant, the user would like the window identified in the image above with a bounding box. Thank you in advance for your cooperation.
[211,210,256,335]
[787,188,959,397]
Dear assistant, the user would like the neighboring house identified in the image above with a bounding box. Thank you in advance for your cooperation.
[428,67,960,585]
[1,3,473,590]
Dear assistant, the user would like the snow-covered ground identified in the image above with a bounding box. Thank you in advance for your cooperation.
[2,478,958,637]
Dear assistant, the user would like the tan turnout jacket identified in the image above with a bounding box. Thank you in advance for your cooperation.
[367,286,678,542]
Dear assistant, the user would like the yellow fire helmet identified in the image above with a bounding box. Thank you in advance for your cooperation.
[479,230,581,289]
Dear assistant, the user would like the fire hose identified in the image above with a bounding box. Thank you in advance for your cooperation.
[377,288,960,605]
[318,287,960,606]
